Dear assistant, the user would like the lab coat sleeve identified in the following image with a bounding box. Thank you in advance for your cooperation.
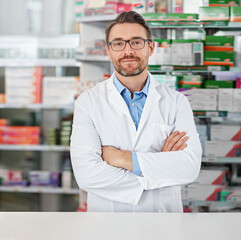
[136,95,202,190]
[70,97,144,205]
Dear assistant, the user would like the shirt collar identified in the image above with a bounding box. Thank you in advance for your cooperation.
[113,73,150,96]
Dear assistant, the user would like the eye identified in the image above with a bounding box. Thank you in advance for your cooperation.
[113,41,124,47]
[132,40,142,45]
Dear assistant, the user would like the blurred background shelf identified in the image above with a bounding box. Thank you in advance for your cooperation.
[0,145,70,152]
[0,186,79,194]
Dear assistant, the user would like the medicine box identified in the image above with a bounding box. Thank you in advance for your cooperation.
[230,6,241,21]
[218,88,233,111]
[42,77,80,105]
[209,0,239,6]
[142,13,198,21]
[205,140,241,157]
[204,35,234,51]
[199,6,230,21]
[194,168,229,185]
[182,184,223,201]
[221,190,241,202]
[211,125,241,140]
[172,42,203,66]
[204,51,234,67]
[204,80,234,88]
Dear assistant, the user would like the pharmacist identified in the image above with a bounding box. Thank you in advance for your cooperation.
[71,11,202,212]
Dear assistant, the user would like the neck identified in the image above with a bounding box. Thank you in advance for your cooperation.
[115,69,148,94]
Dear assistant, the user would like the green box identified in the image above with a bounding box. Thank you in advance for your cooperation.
[204,80,235,88]
[209,0,239,6]
[230,6,241,21]
[199,7,230,21]
[154,39,171,47]
[172,39,202,43]
[204,51,234,62]
[204,35,234,47]
[142,13,198,21]
[178,84,201,89]
[180,75,202,82]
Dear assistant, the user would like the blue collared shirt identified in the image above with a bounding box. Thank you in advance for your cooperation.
[113,73,150,176]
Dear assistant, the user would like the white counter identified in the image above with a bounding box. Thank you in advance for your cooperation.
[0,212,241,240]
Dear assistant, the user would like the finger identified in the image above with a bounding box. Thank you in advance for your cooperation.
[171,136,189,151]
[178,143,187,151]
[164,131,186,151]
[161,131,180,151]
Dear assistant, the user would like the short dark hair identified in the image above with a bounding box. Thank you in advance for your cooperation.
[105,11,152,43]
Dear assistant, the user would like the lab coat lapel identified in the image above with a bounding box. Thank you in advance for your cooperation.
[106,76,136,132]
[133,74,162,146]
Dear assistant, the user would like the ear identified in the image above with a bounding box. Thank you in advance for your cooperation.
[148,40,155,57]
[106,44,112,61]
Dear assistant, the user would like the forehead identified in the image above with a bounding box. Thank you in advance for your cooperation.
[108,23,148,41]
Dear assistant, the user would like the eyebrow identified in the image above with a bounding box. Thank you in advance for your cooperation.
[111,37,144,41]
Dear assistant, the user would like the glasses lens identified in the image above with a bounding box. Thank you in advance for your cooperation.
[130,39,145,49]
[111,40,125,51]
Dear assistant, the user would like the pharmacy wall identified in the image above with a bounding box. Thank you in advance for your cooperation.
[0,0,241,213]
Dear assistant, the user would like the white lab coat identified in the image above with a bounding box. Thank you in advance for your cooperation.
[70,72,202,212]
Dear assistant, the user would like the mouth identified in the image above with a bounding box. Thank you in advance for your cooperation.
[121,58,138,63]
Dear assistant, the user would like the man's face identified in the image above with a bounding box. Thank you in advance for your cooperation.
[106,23,154,77]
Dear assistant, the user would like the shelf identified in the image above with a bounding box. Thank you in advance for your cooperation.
[182,200,241,208]
[0,59,81,67]
[0,103,74,109]
[149,65,231,73]
[76,14,118,22]
[76,55,110,62]
[0,186,79,194]
[147,21,241,29]
[0,145,70,152]
[203,157,241,164]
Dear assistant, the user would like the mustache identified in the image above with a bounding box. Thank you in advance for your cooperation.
[119,56,140,61]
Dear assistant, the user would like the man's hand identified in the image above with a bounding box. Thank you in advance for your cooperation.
[101,146,132,171]
[161,131,189,152]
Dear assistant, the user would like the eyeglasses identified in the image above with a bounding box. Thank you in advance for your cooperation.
[107,38,152,51]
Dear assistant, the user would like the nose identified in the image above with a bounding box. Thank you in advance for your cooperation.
[123,41,134,55]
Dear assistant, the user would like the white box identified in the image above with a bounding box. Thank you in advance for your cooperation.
[42,77,80,105]
[156,47,172,65]
[233,89,241,112]
[211,125,241,141]
[171,43,203,66]
[194,168,228,185]
[205,140,241,157]
[182,184,223,201]
[218,88,233,111]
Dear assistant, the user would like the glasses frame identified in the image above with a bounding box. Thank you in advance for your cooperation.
[107,38,152,51]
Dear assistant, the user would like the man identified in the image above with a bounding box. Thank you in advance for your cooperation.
[71,11,202,212]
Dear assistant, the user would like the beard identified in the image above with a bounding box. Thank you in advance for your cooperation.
[113,55,147,77]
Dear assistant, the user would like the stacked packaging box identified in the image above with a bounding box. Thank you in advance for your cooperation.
[60,121,72,146]
[179,89,218,110]
[29,171,60,187]
[152,75,177,90]
[5,67,42,104]
[199,6,230,21]
[0,169,27,186]
[204,35,235,67]
[208,0,239,6]
[230,6,241,22]
[42,77,80,105]
[171,39,203,66]
[0,126,40,145]
[178,75,202,89]
[205,125,241,157]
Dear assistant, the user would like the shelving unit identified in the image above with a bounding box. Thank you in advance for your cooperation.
[0,33,80,211]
